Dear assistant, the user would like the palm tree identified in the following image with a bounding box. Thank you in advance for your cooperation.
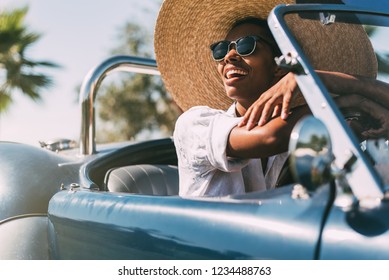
[0,7,58,113]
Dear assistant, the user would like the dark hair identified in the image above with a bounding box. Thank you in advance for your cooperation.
[232,17,282,57]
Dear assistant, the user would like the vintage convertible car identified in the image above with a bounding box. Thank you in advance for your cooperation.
[1,1,389,259]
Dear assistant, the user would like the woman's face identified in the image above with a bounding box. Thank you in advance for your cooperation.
[217,23,281,108]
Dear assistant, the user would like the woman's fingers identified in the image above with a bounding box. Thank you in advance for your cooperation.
[238,73,298,129]
[258,102,274,127]
[281,90,293,120]
[272,104,282,118]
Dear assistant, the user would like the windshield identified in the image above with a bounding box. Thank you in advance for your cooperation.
[284,11,389,80]
[279,9,389,195]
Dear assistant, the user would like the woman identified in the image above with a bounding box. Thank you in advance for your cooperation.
[154,0,389,196]
[177,18,308,196]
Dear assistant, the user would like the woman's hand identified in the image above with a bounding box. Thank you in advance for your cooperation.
[238,72,299,130]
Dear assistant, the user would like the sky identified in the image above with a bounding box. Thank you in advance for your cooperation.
[0,0,161,146]
[1,1,389,148]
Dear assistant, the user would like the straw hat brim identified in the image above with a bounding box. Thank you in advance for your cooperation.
[154,0,377,111]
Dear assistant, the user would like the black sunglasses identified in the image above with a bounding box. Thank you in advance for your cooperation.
[209,35,275,61]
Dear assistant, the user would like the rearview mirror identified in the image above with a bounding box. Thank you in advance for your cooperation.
[289,116,333,191]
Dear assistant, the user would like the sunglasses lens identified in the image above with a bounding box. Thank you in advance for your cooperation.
[210,37,258,61]
[236,37,256,56]
[211,41,229,61]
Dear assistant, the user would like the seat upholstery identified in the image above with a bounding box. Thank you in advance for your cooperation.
[104,164,179,195]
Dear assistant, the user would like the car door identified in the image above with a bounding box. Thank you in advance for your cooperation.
[47,182,332,259]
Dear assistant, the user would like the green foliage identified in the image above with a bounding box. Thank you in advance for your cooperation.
[365,26,389,76]
[111,23,152,58]
[96,22,181,143]
[378,53,389,75]
[0,6,58,113]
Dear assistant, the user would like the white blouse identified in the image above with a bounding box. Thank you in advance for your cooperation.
[173,104,288,197]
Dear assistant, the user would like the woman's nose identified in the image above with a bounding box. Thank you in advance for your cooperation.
[224,46,241,62]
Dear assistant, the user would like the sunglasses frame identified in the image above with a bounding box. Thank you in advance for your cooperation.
[210,35,275,62]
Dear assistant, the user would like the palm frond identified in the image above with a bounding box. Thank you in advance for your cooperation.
[0,6,59,112]
[0,91,13,113]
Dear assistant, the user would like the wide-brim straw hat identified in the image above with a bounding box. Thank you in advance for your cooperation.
[154,0,378,111]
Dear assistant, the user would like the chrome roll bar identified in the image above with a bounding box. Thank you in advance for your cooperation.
[79,55,160,155]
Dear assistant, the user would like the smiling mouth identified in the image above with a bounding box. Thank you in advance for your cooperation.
[225,69,248,79]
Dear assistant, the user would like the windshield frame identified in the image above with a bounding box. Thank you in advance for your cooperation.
[268,4,389,200]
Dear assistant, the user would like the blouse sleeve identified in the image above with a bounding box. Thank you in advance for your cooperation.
[173,106,249,173]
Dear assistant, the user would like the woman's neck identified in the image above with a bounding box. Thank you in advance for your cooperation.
[235,102,248,117]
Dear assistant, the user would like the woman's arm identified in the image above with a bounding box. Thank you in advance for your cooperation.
[227,105,310,158]
[336,94,389,140]
[318,71,389,110]
[239,71,389,130]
